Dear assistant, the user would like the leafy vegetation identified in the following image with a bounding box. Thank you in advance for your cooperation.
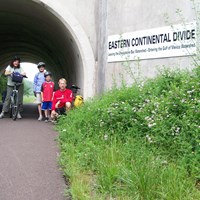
[56,66,200,199]
[23,79,35,103]
[24,79,33,96]
[0,75,7,102]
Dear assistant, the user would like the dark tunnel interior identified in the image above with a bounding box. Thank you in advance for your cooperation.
[0,0,83,89]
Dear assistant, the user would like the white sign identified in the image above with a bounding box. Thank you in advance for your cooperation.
[107,22,196,62]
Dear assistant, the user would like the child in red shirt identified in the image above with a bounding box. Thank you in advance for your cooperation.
[51,78,73,120]
[41,72,55,122]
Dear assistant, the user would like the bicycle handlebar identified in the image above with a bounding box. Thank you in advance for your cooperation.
[6,73,28,78]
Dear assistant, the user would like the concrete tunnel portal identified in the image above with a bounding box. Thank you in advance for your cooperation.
[0,0,95,98]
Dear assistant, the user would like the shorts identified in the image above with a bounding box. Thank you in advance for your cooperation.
[55,107,66,115]
[42,101,52,110]
[35,93,42,104]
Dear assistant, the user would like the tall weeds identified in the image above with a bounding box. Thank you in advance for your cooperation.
[57,66,200,199]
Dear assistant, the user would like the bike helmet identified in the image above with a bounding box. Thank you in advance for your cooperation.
[44,71,52,77]
[70,85,80,94]
[12,56,21,62]
[70,85,80,89]
[37,62,45,68]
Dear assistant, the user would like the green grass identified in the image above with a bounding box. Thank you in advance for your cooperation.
[23,95,35,103]
[56,66,200,199]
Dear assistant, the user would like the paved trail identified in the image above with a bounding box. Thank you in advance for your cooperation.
[0,104,67,200]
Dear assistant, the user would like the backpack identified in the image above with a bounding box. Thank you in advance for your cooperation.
[74,95,84,108]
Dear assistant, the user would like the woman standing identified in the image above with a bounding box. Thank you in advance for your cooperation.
[0,56,26,119]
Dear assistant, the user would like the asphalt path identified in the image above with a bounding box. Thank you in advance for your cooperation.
[0,104,67,200]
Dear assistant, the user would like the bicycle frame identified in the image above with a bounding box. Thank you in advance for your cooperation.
[7,73,27,120]
[10,83,19,120]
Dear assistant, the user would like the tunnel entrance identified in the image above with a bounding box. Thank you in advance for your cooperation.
[0,0,95,98]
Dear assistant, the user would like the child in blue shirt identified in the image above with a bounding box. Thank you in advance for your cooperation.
[33,62,46,121]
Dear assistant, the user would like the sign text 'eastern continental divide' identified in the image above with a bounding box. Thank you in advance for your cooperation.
[107,22,196,62]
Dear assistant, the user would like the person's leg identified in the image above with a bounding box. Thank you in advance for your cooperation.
[44,110,48,118]
[51,110,58,121]
[65,102,72,112]
[18,84,24,114]
[36,93,43,120]
[48,102,52,120]
[38,104,42,115]
[42,102,49,122]
[0,86,13,118]
[44,109,49,122]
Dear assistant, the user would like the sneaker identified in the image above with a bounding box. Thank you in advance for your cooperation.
[50,119,56,124]
[38,115,43,121]
[17,112,22,119]
[0,112,4,119]
[44,117,49,123]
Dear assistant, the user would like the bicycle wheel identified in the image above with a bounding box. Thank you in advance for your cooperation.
[10,95,14,118]
[11,92,19,120]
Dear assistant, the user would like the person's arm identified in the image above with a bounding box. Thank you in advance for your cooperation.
[41,84,44,102]
[52,84,56,101]
[4,66,12,76]
[20,67,26,76]
[51,84,56,101]
[33,74,38,92]
[51,91,57,111]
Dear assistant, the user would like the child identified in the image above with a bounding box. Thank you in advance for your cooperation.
[51,78,73,120]
[33,62,45,121]
[41,71,55,122]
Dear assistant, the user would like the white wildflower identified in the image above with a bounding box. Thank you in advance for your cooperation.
[181,99,185,103]
[104,134,108,140]
[161,160,168,165]
[148,123,156,128]
[175,127,180,132]
[146,135,153,143]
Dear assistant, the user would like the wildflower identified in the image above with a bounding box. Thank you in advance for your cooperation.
[154,102,160,108]
[146,135,153,143]
[181,99,185,103]
[161,160,168,165]
[99,120,104,127]
[132,107,137,112]
[175,127,180,132]
[148,123,156,128]
[144,99,150,103]
[175,127,181,135]
[104,134,108,140]
[187,89,195,94]
[145,116,150,120]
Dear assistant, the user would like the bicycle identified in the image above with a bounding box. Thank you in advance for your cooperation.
[9,72,27,120]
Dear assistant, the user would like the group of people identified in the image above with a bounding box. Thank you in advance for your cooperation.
[0,56,73,121]
[34,62,73,122]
